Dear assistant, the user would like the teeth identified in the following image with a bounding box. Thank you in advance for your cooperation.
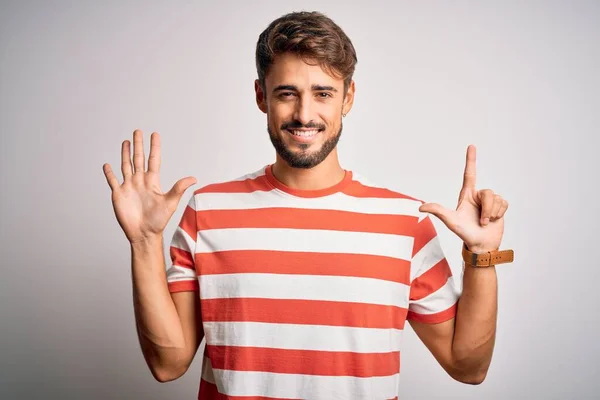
[290,130,319,137]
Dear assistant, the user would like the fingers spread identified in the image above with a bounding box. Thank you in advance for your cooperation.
[121,140,133,179]
[166,176,197,209]
[132,129,145,174]
[147,132,161,174]
[103,163,119,191]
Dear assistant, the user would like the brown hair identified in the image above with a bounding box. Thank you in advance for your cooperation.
[255,11,358,95]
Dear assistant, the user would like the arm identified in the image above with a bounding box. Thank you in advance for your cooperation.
[131,235,203,382]
[409,259,497,384]
[102,129,202,383]
[411,145,509,384]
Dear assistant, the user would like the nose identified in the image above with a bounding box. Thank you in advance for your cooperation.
[293,95,313,126]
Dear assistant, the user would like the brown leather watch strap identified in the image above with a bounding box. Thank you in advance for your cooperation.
[462,243,514,267]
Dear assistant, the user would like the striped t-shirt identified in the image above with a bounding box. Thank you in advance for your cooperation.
[166,164,461,400]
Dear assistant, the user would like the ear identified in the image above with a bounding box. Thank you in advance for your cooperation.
[342,80,356,116]
[255,79,267,114]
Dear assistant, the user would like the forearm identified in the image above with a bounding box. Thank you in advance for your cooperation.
[131,235,187,378]
[451,259,498,381]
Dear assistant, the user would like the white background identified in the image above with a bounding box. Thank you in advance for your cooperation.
[1,0,599,398]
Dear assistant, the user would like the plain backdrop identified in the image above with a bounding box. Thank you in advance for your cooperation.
[1,0,599,399]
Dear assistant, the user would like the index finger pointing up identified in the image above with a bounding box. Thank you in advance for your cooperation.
[462,144,477,190]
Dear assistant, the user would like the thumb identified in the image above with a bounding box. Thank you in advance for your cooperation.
[166,176,197,208]
[419,203,452,226]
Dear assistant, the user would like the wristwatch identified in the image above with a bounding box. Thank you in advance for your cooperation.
[462,243,514,268]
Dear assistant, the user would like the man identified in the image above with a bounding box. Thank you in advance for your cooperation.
[103,11,513,399]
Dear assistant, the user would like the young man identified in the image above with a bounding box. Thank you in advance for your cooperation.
[103,11,513,399]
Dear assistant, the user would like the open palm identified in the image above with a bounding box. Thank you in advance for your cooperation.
[102,130,196,244]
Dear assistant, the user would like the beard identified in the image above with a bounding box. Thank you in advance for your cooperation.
[267,122,343,169]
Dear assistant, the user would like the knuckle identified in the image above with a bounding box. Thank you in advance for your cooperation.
[132,175,144,185]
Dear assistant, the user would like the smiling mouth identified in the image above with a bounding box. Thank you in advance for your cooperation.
[286,129,321,137]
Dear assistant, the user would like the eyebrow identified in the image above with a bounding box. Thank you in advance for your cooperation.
[272,84,338,93]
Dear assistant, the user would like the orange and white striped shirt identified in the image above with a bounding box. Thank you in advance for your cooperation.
[166,164,461,400]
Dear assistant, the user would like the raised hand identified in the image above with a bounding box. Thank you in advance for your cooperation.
[102,129,197,244]
[418,145,509,253]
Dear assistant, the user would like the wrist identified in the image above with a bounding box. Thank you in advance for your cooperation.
[464,243,497,254]
[462,242,514,268]
[130,233,163,251]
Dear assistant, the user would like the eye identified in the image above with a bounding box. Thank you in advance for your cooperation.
[279,92,295,98]
[317,92,332,98]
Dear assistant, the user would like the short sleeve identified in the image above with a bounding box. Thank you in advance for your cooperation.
[166,192,200,293]
[407,212,461,324]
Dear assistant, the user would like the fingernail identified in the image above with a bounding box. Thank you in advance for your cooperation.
[483,217,489,225]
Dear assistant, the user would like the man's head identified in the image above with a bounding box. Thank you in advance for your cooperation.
[255,11,357,169]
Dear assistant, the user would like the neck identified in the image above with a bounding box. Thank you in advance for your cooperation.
[271,152,345,191]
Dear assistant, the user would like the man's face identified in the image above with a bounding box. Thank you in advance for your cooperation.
[255,53,355,169]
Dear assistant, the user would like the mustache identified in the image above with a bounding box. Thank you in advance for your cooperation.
[281,121,326,131]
